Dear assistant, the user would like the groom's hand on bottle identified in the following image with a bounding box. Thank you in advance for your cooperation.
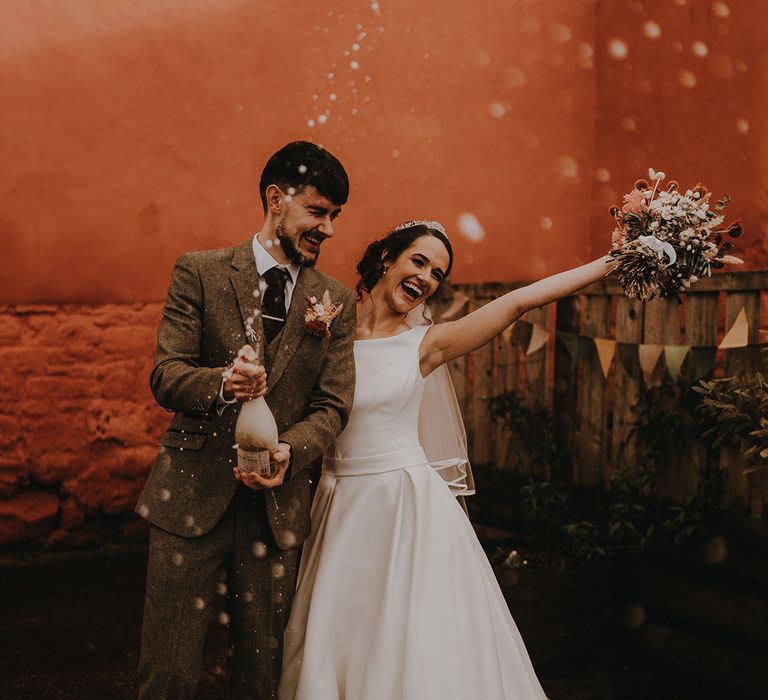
[223,345,267,401]
[236,443,291,490]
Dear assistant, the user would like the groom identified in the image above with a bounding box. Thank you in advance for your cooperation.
[136,141,356,699]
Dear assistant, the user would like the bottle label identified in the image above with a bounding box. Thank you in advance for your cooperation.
[237,447,275,476]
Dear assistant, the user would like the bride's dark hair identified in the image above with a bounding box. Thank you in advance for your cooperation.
[355,223,454,300]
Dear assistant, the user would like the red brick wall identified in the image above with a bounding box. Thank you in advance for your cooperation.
[0,304,164,546]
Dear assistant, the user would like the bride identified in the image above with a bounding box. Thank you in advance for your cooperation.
[260,220,613,699]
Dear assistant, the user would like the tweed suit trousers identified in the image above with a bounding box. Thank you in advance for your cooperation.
[138,487,299,700]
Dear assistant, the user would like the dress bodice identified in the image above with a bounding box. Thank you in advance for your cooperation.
[328,325,429,461]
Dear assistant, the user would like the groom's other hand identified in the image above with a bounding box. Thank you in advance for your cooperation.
[223,345,267,401]
[233,443,291,490]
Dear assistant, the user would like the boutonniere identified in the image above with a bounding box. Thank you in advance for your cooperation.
[304,290,344,339]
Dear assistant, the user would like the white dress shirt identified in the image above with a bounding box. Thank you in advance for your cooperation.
[218,234,301,409]
[252,234,301,312]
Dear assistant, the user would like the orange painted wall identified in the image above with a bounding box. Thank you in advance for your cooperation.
[590,0,768,266]
[1,0,597,302]
[1,0,765,305]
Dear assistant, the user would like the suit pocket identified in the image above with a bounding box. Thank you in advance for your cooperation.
[169,414,212,434]
[159,431,207,450]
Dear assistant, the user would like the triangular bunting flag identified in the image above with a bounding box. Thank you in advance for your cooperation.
[526,323,549,356]
[719,307,749,349]
[639,344,664,386]
[638,344,664,374]
[558,331,589,369]
[664,345,690,383]
[501,322,516,346]
[594,338,616,378]
[690,347,717,381]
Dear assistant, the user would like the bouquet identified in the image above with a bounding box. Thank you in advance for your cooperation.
[609,168,743,300]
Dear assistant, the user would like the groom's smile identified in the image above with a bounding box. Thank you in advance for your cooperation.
[300,230,326,255]
[275,185,341,267]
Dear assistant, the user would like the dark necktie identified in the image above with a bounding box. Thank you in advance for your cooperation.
[262,267,290,344]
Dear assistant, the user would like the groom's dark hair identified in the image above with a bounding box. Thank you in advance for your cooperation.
[259,141,349,211]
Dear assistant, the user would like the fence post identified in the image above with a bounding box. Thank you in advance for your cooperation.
[553,295,580,482]
[612,297,644,470]
[723,291,763,515]
[682,292,720,502]
[574,294,612,484]
[642,297,683,498]
[523,305,550,477]
[724,291,762,377]
[493,327,521,471]
[471,322,494,466]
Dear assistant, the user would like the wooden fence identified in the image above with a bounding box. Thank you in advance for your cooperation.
[443,271,767,521]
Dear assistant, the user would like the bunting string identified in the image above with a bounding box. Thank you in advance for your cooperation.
[498,309,765,382]
[435,293,764,382]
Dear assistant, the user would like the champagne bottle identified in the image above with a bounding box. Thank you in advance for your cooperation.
[235,395,279,476]
[231,333,278,476]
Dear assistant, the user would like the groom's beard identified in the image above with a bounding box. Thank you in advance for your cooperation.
[277,223,320,268]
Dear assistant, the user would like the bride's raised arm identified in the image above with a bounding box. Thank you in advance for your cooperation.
[421,255,617,376]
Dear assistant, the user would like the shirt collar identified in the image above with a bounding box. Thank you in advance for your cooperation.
[252,234,300,285]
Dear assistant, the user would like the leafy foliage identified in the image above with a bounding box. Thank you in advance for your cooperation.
[631,380,699,469]
[492,465,726,571]
[486,390,560,475]
[488,381,727,570]
[694,372,768,473]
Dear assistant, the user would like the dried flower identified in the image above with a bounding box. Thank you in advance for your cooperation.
[304,290,344,339]
[622,189,646,215]
[608,169,742,300]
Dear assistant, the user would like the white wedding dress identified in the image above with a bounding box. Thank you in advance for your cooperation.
[279,325,547,699]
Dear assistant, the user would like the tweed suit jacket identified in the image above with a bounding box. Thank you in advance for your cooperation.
[136,239,356,549]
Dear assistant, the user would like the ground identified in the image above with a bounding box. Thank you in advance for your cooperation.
[0,544,734,699]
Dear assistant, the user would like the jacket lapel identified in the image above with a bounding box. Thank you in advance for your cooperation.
[229,240,266,361]
[266,267,325,391]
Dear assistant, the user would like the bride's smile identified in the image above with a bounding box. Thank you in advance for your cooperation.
[355,223,454,340]
[380,236,450,314]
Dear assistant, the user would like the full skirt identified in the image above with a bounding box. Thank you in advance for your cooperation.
[279,463,547,700]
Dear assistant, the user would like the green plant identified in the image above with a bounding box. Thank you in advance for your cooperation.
[519,479,576,568]
[501,478,611,570]
[663,464,727,543]
[493,466,725,572]
[631,379,699,471]
[615,380,727,544]
[488,373,736,573]
[694,372,768,473]
[606,466,658,549]
[487,391,559,475]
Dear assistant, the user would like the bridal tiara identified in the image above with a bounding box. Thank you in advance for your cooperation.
[393,220,448,237]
